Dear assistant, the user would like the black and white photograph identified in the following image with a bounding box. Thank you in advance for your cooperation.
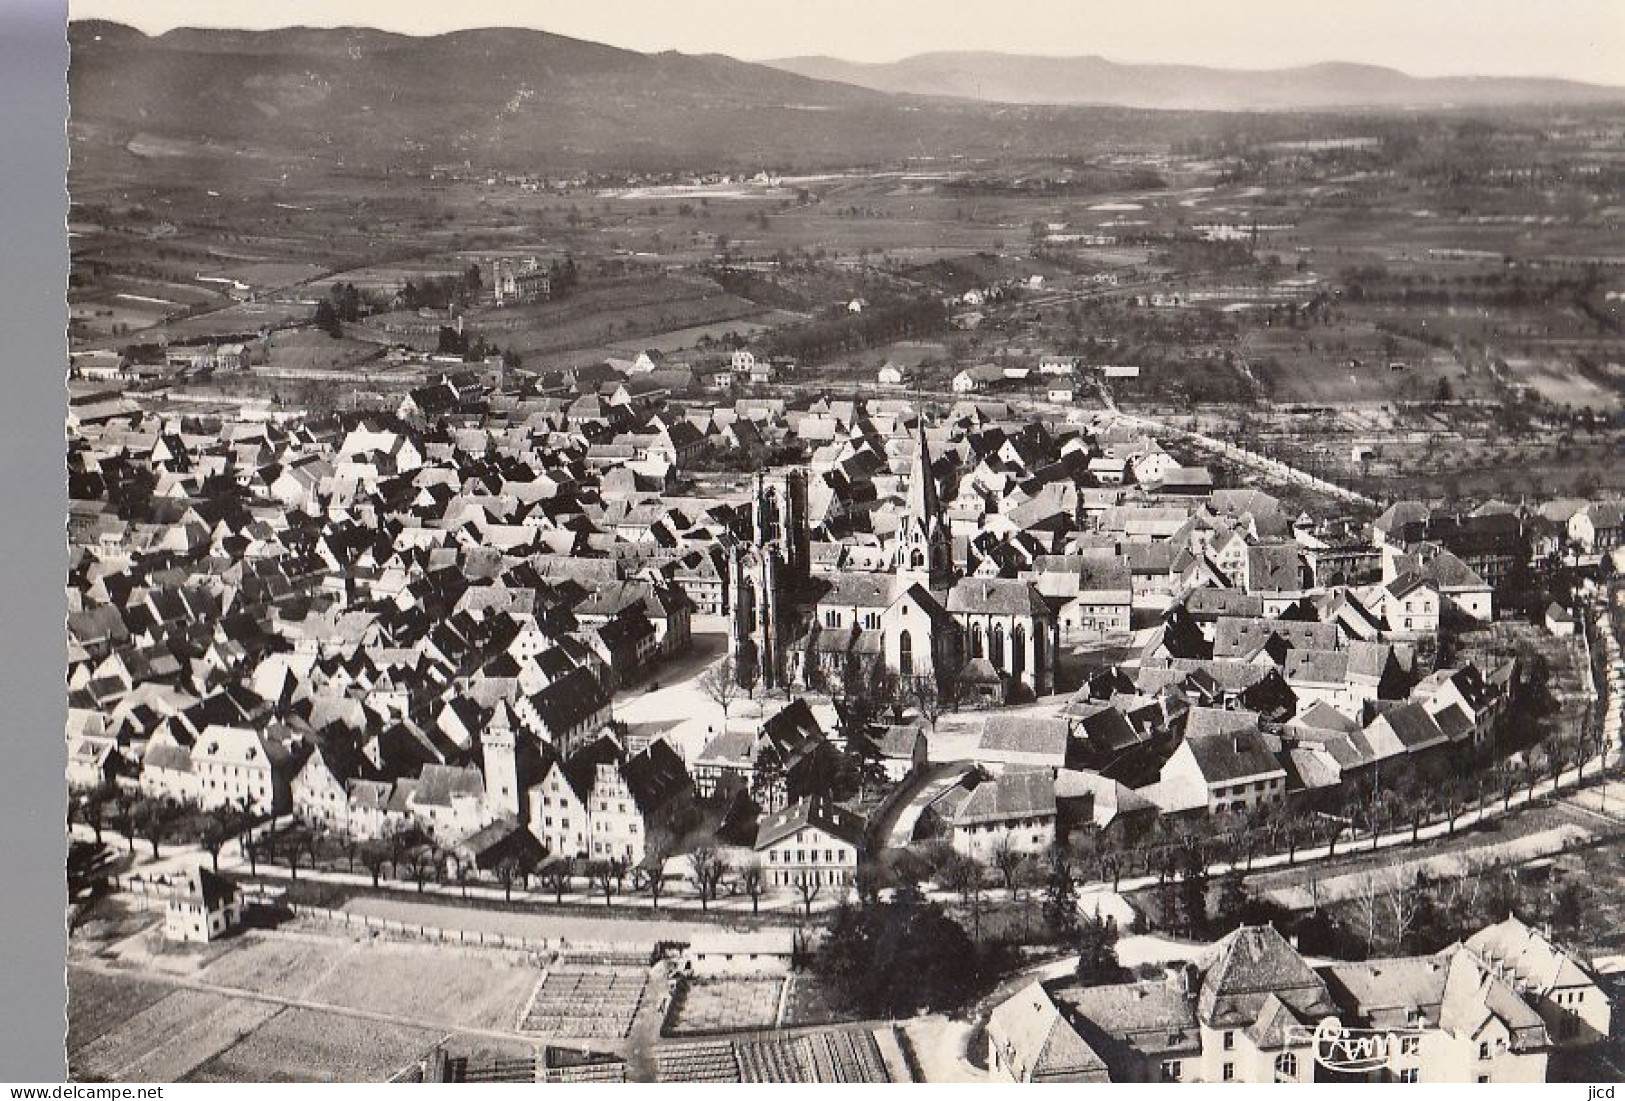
[38,0,1625,1085]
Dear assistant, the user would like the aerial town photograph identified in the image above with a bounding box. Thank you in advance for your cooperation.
[52,0,1625,1086]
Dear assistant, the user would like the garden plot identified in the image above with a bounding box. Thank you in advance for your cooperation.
[520,965,650,1039]
[665,977,784,1035]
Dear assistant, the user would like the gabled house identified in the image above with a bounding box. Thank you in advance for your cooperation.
[529,735,694,863]
[163,865,242,944]
[753,797,865,890]
[987,982,1111,1083]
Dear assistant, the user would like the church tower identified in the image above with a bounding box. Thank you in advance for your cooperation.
[895,417,955,591]
[728,543,780,690]
[480,702,522,821]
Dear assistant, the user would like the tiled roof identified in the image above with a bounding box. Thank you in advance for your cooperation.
[978,715,1070,761]
[955,770,1057,825]
[754,798,865,850]
[987,982,1110,1082]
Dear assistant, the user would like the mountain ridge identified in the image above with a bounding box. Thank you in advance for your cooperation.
[763,50,1625,110]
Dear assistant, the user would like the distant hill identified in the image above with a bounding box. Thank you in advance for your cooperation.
[67,21,1190,178]
[71,23,1618,183]
[764,52,1625,111]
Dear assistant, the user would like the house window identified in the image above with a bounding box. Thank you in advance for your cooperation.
[1401,1037,1419,1055]
[1478,1043,1490,1061]
[1223,1031,1235,1051]
[899,630,913,677]
[1222,1063,1235,1082]
[1399,1069,1419,1083]
[1274,1053,1297,1081]
[1159,1061,1181,1081]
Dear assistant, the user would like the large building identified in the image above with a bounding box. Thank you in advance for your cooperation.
[491,257,550,306]
[788,419,1058,700]
[753,797,864,891]
[991,923,1579,1084]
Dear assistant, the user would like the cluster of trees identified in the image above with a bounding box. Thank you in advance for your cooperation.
[69,784,252,866]
[526,837,775,915]
[685,438,809,475]
[821,844,1130,1009]
[313,282,365,337]
[761,296,949,366]
[432,328,522,372]
[817,881,980,1017]
[398,264,483,311]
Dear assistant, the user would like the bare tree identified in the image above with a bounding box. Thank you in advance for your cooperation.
[792,871,822,918]
[590,859,621,906]
[491,852,525,900]
[280,828,312,881]
[199,810,231,874]
[688,845,728,911]
[906,675,945,736]
[939,851,981,904]
[642,828,678,909]
[71,785,111,846]
[990,834,1025,899]
[359,840,389,887]
[303,827,327,873]
[340,833,363,874]
[939,852,989,939]
[1387,872,1424,948]
[541,862,573,904]
[1353,871,1382,955]
[109,792,139,855]
[408,845,438,893]
[137,797,182,859]
[739,857,766,914]
[698,657,741,726]
[386,821,417,879]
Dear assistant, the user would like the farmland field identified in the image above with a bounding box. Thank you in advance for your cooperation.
[69,926,549,1082]
[69,982,280,1082]
[183,1007,445,1082]
[299,940,541,1031]
[65,968,176,1053]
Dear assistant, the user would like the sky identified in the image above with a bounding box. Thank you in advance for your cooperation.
[66,0,1625,85]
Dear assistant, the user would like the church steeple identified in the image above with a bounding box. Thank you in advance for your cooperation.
[906,417,941,524]
[895,416,954,591]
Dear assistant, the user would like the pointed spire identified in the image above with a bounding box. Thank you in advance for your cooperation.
[906,415,940,529]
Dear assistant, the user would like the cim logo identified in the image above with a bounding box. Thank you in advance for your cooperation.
[1284,1018,1435,1073]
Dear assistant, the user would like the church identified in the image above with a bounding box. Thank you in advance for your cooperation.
[741,419,1058,702]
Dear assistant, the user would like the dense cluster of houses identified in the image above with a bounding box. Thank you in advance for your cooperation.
[987,917,1612,1084]
[64,361,1618,888]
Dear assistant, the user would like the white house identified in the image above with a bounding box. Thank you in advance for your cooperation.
[754,798,864,891]
[163,865,242,944]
